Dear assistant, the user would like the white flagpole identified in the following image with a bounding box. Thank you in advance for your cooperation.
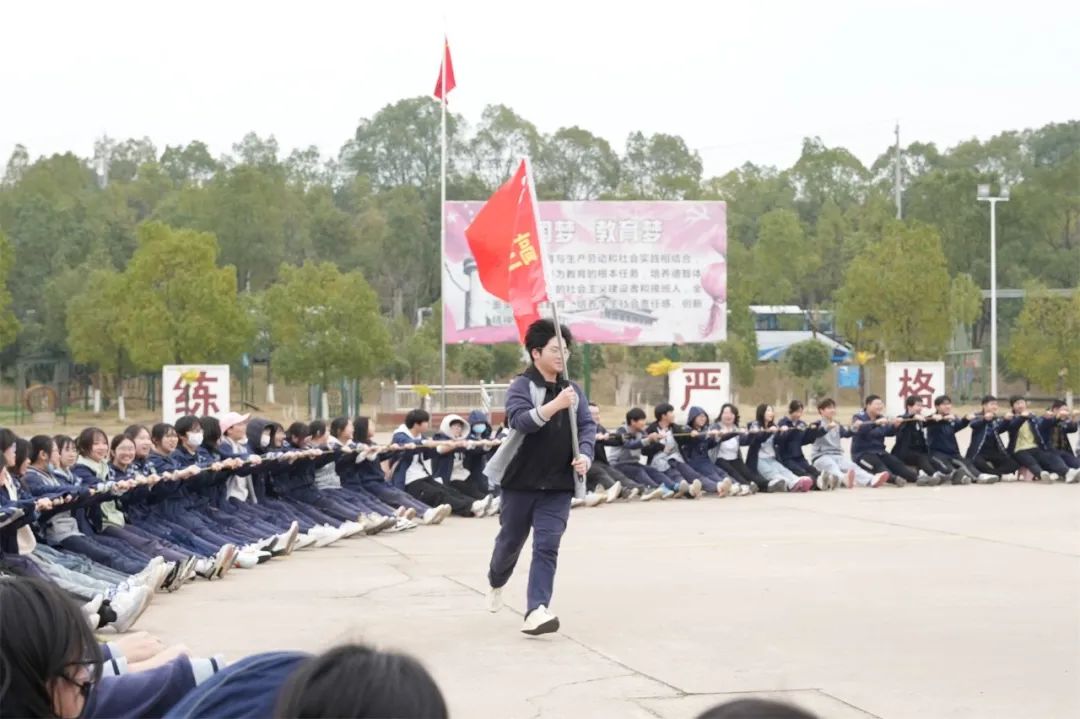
[522,156,585,495]
[439,34,448,411]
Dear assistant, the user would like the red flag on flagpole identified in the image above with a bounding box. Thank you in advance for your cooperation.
[465,160,549,341]
[433,38,456,100]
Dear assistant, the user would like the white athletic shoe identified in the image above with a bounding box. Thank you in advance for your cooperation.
[522,605,560,636]
[605,481,623,503]
[640,487,664,502]
[108,587,151,633]
[570,497,585,508]
[276,521,300,556]
[716,477,733,497]
[308,525,341,547]
[421,507,442,525]
[1066,468,1080,484]
[627,488,641,500]
[584,492,603,507]
[688,479,703,498]
[234,551,260,569]
[338,520,366,538]
[738,483,752,496]
[82,593,104,618]
[293,533,317,550]
[815,473,830,491]
[486,586,504,613]
[484,495,502,516]
[471,498,490,517]
[1040,471,1055,483]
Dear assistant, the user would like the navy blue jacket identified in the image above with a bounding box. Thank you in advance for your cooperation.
[163,652,309,719]
[680,407,718,463]
[776,416,818,462]
[850,411,896,457]
[965,416,1008,459]
[1004,414,1049,453]
[927,416,969,457]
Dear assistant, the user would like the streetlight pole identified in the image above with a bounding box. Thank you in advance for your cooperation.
[976,184,1009,397]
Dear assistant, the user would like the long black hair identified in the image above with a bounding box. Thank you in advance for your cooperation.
[0,576,104,718]
[353,417,372,445]
[755,403,775,429]
[199,415,222,450]
[274,644,447,719]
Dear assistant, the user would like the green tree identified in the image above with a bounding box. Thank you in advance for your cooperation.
[205,165,288,290]
[468,104,543,191]
[456,344,495,382]
[264,261,391,387]
[619,132,702,200]
[836,222,951,360]
[1006,287,1080,393]
[783,339,833,402]
[65,269,137,418]
[536,127,620,200]
[948,273,984,346]
[124,222,253,367]
[0,231,19,349]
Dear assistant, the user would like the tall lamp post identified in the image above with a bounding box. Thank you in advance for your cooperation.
[976,183,1009,396]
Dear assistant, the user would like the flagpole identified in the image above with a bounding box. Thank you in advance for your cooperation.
[439,34,448,411]
[522,156,584,494]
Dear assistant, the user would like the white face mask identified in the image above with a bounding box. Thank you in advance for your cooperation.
[260,433,271,448]
[187,432,205,447]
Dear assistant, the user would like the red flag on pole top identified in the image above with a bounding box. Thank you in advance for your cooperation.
[433,38,456,100]
[464,159,549,341]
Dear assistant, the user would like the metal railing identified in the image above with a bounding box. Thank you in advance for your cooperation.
[379,383,510,413]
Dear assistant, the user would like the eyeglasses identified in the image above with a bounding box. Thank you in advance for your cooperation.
[545,346,571,358]
[61,661,99,700]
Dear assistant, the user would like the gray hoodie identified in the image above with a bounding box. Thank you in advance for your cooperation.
[810,421,853,462]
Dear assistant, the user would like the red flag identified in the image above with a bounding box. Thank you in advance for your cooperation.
[465,160,549,341]
[433,38,456,100]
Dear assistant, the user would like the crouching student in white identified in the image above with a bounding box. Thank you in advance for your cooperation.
[809,398,888,488]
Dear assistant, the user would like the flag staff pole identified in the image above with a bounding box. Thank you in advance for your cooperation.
[438,33,449,411]
[522,156,584,494]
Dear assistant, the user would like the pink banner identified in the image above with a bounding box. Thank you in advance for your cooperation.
[443,201,727,346]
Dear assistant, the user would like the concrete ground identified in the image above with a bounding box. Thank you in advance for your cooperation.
[136,483,1080,719]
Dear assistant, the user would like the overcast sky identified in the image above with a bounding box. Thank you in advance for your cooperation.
[2,0,1077,178]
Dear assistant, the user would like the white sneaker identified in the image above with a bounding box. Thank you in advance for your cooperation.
[640,487,664,502]
[1001,473,1018,482]
[827,472,840,490]
[1040,472,1055,483]
[674,479,690,498]
[82,593,104,618]
[1066,468,1080,484]
[570,497,585,508]
[391,518,418,531]
[768,478,787,493]
[738,483,752,496]
[522,605,560,636]
[605,481,623,503]
[437,504,453,522]
[688,479,703,498]
[486,586,503,613]
[276,521,300,556]
[627,488,641,500]
[815,473,830,491]
[716,477,733,497]
[308,526,341,547]
[293,533,317,550]
[471,498,490,517]
[234,551,260,569]
[484,495,502,516]
[584,492,603,507]
[194,557,216,576]
[215,544,238,578]
[109,587,150,633]
[976,473,998,484]
[85,612,100,630]
[421,507,443,525]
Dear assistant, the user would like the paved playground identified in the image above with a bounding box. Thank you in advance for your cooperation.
[136,483,1079,719]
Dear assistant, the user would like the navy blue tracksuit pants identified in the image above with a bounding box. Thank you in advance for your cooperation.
[488,489,572,614]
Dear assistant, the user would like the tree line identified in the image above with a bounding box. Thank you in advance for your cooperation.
[0,98,1076,396]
